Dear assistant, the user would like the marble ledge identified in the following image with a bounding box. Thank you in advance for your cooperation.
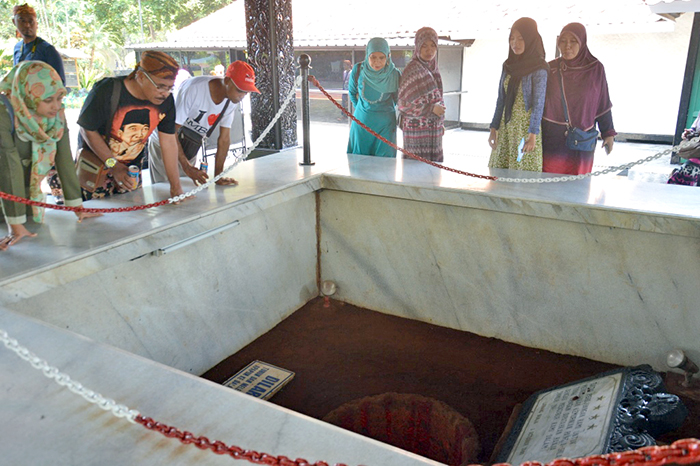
[4,148,699,285]
[322,157,700,238]
[0,307,441,466]
[0,171,322,287]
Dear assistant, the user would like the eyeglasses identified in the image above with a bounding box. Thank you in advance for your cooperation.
[140,68,175,93]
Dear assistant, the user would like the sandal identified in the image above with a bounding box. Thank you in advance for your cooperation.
[0,234,15,250]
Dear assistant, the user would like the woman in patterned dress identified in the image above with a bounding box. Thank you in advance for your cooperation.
[398,27,446,162]
[488,17,548,172]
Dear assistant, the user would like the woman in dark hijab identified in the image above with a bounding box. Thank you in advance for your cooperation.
[542,23,616,175]
[488,17,548,172]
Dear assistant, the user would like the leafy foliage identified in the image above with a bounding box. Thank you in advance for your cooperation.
[0,0,234,86]
[77,61,105,90]
[92,0,232,45]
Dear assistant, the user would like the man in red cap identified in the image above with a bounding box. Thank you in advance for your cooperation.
[148,60,260,186]
[77,51,184,200]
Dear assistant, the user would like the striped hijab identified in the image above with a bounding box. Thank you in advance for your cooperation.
[399,27,443,110]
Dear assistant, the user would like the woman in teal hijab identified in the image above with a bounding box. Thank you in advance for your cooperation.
[347,37,401,157]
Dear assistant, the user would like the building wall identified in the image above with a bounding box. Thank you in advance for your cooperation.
[459,13,694,137]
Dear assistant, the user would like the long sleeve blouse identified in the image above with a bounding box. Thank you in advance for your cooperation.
[490,68,547,135]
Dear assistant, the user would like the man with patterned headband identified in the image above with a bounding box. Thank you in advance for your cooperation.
[12,3,65,84]
[77,50,184,200]
[13,3,67,206]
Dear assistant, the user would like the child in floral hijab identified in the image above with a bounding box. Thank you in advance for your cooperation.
[0,61,99,250]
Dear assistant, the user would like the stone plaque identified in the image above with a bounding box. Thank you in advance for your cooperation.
[494,366,687,464]
[223,360,294,400]
[506,372,621,464]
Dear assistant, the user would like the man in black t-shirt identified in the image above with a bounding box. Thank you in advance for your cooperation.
[77,51,184,200]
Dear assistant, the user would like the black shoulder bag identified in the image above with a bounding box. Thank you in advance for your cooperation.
[177,99,230,161]
[559,67,598,152]
[76,77,123,192]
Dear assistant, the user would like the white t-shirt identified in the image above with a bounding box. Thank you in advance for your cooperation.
[175,76,237,134]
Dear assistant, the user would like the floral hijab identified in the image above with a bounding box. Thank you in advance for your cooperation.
[360,37,399,95]
[0,61,66,222]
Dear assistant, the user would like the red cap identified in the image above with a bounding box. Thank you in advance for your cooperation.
[225,61,260,94]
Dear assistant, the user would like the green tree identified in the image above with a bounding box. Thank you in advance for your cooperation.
[0,0,235,83]
[92,0,232,45]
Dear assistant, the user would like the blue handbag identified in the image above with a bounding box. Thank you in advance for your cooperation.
[566,126,598,152]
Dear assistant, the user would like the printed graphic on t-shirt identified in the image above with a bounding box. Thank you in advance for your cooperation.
[107,105,166,162]
[184,109,221,135]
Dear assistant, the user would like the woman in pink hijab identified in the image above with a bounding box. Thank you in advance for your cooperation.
[542,23,616,175]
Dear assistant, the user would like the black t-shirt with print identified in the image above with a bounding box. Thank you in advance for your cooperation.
[77,77,175,166]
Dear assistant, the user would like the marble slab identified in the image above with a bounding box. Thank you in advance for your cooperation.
[322,155,700,238]
[495,366,687,465]
[3,148,700,286]
[503,372,622,464]
[0,306,441,466]
[3,193,319,375]
[0,150,326,285]
[3,148,700,372]
[1,139,699,464]
[318,186,700,371]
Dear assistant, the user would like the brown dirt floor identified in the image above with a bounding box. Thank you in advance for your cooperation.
[202,297,699,464]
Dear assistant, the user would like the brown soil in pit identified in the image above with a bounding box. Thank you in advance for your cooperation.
[202,297,699,464]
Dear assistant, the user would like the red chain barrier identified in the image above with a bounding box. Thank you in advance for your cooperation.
[0,190,171,214]
[135,414,700,466]
[135,415,346,465]
[308,75,497,182]
[3,77,493,215]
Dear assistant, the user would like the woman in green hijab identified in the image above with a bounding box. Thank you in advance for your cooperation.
[347,37,401,157]
[0,61,99,250]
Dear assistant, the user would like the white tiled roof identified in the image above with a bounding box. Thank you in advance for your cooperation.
[130,0,674,50]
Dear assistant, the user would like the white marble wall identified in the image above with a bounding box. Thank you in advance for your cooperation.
[0,306,441,466]
[3,193,319,375]
[2,146,700,464]
[319,188,700,371]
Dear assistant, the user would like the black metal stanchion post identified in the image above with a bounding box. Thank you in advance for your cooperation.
[299,54,314,166]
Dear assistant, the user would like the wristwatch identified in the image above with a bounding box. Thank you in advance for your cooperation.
[104,157,117,168]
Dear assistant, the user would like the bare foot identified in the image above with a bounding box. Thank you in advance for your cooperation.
[75,210,103,223]
[0,224,37,250]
